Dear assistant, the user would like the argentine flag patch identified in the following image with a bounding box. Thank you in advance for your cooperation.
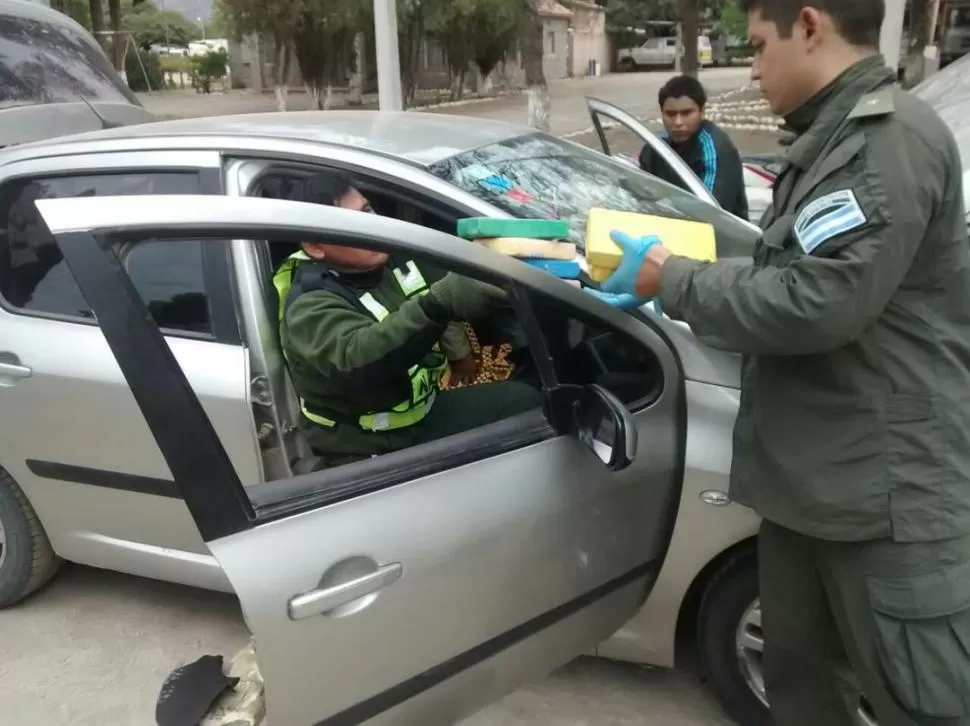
[794,189,868,254]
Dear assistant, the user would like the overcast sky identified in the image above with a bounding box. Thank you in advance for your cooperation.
[157,0,213,22]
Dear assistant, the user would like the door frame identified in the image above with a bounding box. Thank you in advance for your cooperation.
[34,192,687,542]
[586,96,720,207]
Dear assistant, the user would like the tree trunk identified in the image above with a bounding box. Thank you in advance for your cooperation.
[323,84,334,110]
[274,39,290,111]
[89,0,107,54]
[349,33,365,105]
[108,0,123,71]
[522,0,549,131]
[305,83,321,109]
[258,35,268,92]
[681,0,700,77]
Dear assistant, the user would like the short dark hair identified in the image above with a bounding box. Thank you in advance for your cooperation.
[301,171,355,206]
[658,75,707,110]
[740,0,885,46]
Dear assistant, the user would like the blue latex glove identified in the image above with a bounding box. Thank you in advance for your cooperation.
[585,231,664,311]
[600,231,663,295]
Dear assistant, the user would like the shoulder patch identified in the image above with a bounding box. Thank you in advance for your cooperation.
[793,189,868,254]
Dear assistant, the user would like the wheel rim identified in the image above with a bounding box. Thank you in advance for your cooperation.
[735,598,880,726]
[735,597,768,707]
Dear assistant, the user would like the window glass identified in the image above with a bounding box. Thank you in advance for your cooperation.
[0,172,214,335]
[429,132,759,259]
[0,12,138,107]
[528,290,661,407]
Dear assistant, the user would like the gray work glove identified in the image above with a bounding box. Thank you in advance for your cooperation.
[428,273,507,321]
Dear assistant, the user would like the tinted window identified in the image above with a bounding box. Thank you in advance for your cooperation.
[0,12,138,107]
[428,133,759,259]
[0,172,213,335]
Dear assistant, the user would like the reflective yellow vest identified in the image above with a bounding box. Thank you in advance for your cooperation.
[272,251,448,433]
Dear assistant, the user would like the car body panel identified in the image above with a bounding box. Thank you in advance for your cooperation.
[35,193,686,726]
[0,149,261,584]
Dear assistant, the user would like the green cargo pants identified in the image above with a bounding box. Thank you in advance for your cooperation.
[759,521,970,726]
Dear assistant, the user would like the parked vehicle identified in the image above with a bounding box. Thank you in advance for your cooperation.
[616,34,714,71]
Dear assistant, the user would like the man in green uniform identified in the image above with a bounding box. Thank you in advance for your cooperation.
[590,2,970,725]
[273,172,541,464]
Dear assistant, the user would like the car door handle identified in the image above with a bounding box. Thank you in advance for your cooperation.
[287,562,403,621]
[0,361,32,380]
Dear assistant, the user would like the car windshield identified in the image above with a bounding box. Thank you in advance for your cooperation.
[428,133,759,259]
[0,10,138,107]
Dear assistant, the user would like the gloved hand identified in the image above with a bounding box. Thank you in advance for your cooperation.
[429,273,507,321]
[584,231,664,310]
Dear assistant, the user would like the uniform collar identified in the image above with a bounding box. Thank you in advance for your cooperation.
[782,55,895,169]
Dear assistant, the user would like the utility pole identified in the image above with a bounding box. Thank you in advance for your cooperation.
[373,0,403,111]
[880,0,908,73]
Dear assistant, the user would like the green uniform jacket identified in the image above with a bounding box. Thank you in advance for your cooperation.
[659,57,970,542]
[282,260,469,457]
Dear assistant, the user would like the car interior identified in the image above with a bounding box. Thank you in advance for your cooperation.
[244,164,665,484]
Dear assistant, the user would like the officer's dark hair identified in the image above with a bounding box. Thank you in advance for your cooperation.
[658,75,707,110]
[739,0,885,47]
[301,171,356,206]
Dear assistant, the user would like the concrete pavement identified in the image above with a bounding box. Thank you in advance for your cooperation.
[0,565,732,725]
[138,67,752,138]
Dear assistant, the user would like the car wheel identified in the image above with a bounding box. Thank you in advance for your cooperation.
[619,58,637,72]
[0,466,60,607]
[697,554,771,726]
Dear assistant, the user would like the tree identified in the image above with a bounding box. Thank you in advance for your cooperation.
[124,1,203,49]
[291,0,364,109]
[521,0,548,130]
[427,0,524,100]
[217,0,301,109]
[681,0,700,76]
[397,0,442,107]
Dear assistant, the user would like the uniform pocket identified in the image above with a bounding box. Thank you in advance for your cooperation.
[866,558,970,718]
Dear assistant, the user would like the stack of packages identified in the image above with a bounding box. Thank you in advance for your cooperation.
[457,217,582,284]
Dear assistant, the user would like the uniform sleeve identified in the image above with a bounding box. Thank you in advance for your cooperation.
[658,136,941,356]
[285,291,446,385]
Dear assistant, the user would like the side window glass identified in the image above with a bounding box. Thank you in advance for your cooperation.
[0,171,216,336]
[528,290,662,408]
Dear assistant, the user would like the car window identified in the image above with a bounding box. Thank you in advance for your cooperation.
[428,132,759,259]
[0,11,138,108]
[0,171,215,336]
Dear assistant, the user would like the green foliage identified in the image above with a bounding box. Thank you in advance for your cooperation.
[291,0,364,104]
[125,48,164,91]
[192,47,229,93]
[718,2,748,42]
[124,2,203,49]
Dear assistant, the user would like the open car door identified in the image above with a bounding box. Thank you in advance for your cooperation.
[33,194,685,726]
[586,96,720,208]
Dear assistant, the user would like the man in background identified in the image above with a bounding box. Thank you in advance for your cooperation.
[639,74,749,219]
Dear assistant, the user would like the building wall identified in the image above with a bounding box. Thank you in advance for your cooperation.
[567,5,608,76]
[542,17,570,79]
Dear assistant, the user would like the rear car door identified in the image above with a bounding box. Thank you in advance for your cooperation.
[34,193,686,726]
[586,96,719,205]
[0,151,259,587]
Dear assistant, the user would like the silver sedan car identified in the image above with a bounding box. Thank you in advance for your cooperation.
[3,3,969,724]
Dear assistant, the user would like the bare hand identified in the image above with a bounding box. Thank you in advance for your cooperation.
[634,245,673,298]
[448,355,480,386]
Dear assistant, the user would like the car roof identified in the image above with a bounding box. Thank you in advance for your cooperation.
[24,110,535,167]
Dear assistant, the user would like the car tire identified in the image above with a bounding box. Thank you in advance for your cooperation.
[619,58,637,72]
[0,467,61,607]
[697,553,771,726]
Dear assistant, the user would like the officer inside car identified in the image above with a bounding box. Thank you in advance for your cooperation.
[590,1,970,725]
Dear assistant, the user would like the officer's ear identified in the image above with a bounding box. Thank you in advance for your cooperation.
[302,241,328,260]
[797,6,825,48]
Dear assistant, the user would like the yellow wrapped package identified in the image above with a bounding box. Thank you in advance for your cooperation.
[585,208,718,282]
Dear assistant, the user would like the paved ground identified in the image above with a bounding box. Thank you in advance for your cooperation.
[0,565,733,726]
[0,69,765,726]
[139,67,753,138]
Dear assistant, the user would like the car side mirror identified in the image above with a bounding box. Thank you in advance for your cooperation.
[575,384,637,471]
